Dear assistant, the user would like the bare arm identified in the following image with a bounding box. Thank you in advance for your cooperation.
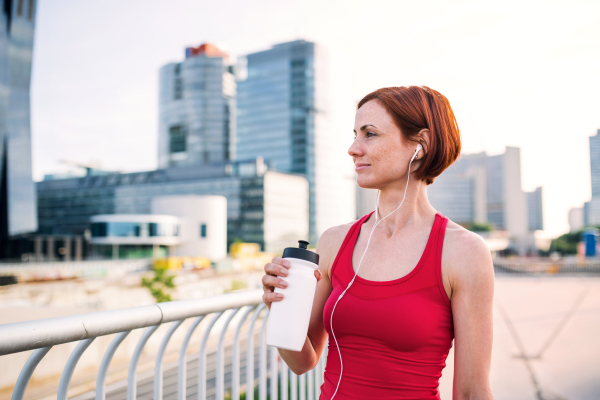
[261,226,348,375]
[446,230,495,400]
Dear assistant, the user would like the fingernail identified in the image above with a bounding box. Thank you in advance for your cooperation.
[276,293,284,299]
[284,261,291,268]
[281,269,288,276]
[280,280,288,288]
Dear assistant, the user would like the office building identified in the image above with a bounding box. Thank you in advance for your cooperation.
[568,207,584,232]
[526,187,543,231]
[428,161,487,225]
[584,130,600,226]
[158,43,236,168]
[0,0,38,252]
[237,40,355,243]
[429,147,529,242]
[36,158,308,254]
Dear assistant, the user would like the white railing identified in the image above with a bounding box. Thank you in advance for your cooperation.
[0,258,152,281]
[0,289,327,400]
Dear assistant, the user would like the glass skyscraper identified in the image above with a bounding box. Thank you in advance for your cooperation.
[0,0,37,243]
[158,44,236,168]
[237,40,355,243]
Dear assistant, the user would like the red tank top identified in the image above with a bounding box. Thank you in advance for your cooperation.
[319,211,454,400]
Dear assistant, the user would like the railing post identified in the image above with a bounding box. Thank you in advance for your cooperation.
[178,316,205,400]
[96,331,130,400]
[58,338,96,400]
[154,320,184,400]
[232,306,255,400]
[259,309,269,400]
[198,312,224,400]
[11,347,52,400]
[216,308,240,400]
[246,303,266,400]
[127,325,160,400]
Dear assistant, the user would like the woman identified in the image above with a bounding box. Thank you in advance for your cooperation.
[262,86,494,399]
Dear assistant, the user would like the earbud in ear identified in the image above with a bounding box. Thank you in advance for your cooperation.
[411,144,423,162]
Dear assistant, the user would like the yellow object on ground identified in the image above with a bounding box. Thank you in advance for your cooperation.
[153,257,211,270]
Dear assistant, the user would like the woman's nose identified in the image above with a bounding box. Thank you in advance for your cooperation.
[348,140,364,157]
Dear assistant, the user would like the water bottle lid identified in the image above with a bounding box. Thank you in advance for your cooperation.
[282,240,319,265]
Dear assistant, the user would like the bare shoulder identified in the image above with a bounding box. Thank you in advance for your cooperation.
[316,220,356,281]
[441,219,494,295]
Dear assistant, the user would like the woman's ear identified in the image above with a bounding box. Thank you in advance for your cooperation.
[417,128,431,159]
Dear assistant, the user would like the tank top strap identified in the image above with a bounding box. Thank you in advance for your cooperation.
[433,213,451,307]
[329,212,374,285]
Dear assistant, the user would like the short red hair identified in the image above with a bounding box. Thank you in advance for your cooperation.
[358,86,461,185]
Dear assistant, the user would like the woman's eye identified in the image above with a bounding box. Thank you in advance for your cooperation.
[366,131,376,137]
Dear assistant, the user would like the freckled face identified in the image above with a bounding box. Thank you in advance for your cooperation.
[349,100,414,189]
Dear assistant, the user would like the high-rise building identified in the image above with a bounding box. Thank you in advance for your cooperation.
[584,130,600,226]
[158,43,236,168]
[526,187,543,231]
[428,168,486,225]
[0,0,38,247]
[429,147,529,239]
[237,40,355,243]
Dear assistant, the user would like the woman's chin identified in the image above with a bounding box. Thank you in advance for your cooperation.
[356,177,378,190]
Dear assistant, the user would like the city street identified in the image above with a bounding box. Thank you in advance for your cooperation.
[439,275,600,400]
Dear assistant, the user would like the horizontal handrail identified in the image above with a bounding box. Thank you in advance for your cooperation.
[0,289,263,356]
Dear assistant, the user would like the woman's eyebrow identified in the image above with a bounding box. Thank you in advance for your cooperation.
[353,124,378,134]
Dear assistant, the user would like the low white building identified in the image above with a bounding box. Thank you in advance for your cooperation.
[90,195,227,260]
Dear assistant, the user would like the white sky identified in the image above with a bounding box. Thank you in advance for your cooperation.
[31,0,600,237]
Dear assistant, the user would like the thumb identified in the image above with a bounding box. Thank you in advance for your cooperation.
[315,269,322,282]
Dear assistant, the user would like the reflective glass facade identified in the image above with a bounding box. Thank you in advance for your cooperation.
[158,47,236,168]
[37,159,308,251]
[0,0,37,239]
[91,222,179,238]
[237,40,355,243]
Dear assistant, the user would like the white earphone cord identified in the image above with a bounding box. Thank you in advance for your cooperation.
[328,148,418,399]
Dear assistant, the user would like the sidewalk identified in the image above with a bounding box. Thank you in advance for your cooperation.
[439,275,600,400]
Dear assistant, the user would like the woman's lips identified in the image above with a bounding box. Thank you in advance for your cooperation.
[355,164,370,171]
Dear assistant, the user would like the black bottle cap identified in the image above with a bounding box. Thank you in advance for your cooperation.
[282,240,319,265]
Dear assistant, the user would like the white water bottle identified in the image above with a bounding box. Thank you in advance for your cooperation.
[266,240,320,351]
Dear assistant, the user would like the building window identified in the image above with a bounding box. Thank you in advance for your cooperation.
[169,125,186,153]
[173,78,183,100]
[28,0,34,20]
[200,223,207,238]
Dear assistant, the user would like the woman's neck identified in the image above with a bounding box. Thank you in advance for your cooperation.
[373,181,436,237]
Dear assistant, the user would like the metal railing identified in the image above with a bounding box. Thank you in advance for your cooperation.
[0,258,152,282]
[0,289,327,400]
[493,257,600,275]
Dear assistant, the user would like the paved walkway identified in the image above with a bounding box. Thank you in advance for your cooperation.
[438,276,600,400]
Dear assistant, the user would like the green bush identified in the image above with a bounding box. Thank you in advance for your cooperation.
[141,266,176,302]
[467,222,494,232]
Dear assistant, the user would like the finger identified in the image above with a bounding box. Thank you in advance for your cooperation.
[264,262,289,277]
[271,257,291,269]
[262,274,289,290]
[263,291,284,303]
